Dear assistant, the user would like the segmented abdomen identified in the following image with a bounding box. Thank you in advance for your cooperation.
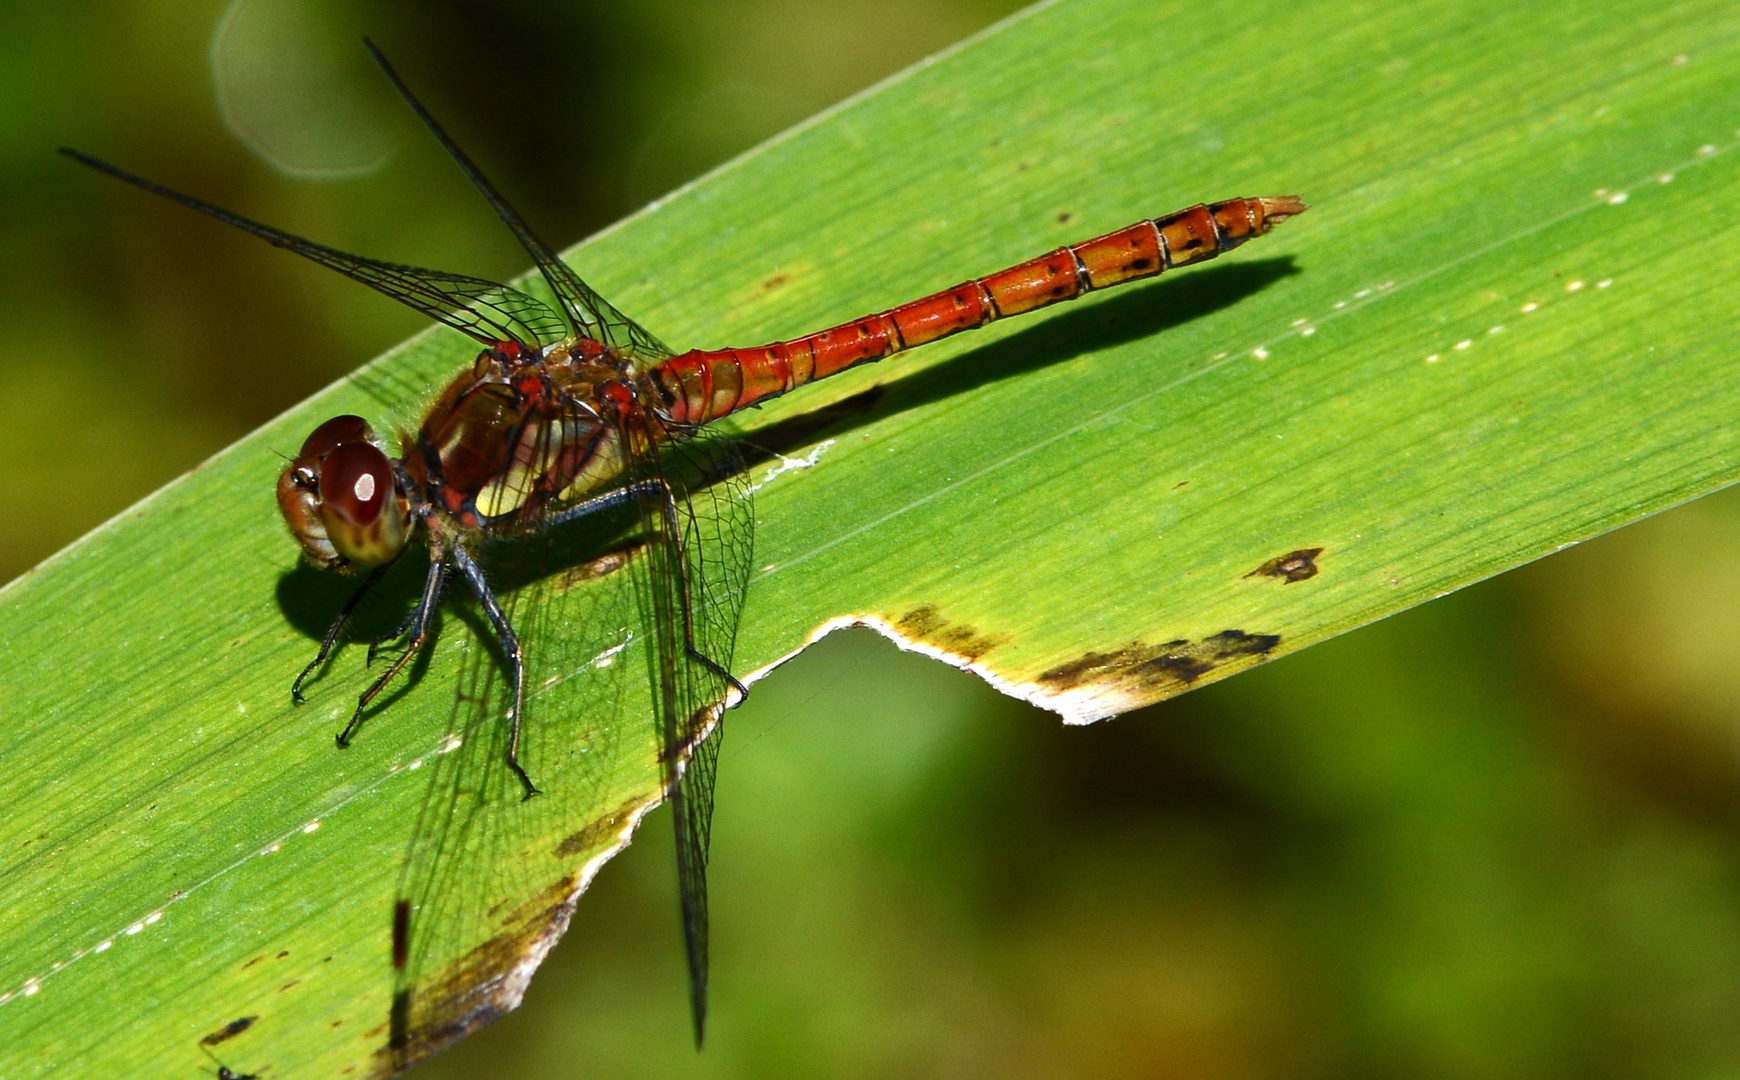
[649,195,1304,425]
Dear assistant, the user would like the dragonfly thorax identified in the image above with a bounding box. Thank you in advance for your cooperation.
[399,345,629,531]
[277,414,411,572]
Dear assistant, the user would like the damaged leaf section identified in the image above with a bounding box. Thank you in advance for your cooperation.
[1038,630,1281,700]
[894,604,1010,662]
[1245,547,1324,584]
[378,789,662,1077]
[379,877,575,1075]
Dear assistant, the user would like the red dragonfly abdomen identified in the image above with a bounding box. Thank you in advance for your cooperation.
[650,195,1304,425]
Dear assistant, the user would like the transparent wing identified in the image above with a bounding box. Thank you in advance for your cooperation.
[386,519,650,1068]
[385,414,751,1065]
[365,42,674,362]
[621,415,753,1046]
[59,149,566,353]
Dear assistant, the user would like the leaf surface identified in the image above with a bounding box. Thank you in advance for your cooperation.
[4,0,1740,1074]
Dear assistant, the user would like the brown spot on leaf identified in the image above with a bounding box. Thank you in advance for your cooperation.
[554,821,611,860]
[1245,547,1324,584]
[1056,210,1074,224]
[554,792,650,858]
[758,272,790,294]
[200,1016,257,1046]
[895,605,1010,662]
[554,542,642,591]
[1038,631,1281,697]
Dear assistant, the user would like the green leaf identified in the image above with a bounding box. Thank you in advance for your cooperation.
[5,0,1739,1075]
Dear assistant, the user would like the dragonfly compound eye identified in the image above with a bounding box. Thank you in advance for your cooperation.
[276,416,405,572]
[317,441,409,567]
[299,413,374,459]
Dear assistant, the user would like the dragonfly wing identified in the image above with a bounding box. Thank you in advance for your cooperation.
[385,414,750,1063]
[365,42,673,361]
[59,149,563,354]
[386,520,654,1068]
[621,416,753,1046]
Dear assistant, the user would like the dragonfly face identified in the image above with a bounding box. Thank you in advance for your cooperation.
[276,413,410,572]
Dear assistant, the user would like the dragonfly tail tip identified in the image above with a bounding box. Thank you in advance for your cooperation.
[1258,195,1309,226]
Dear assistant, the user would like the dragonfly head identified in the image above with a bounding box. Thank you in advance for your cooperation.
[277,415,410,572]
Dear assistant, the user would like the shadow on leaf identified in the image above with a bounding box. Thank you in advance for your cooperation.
[737,255,1299,461]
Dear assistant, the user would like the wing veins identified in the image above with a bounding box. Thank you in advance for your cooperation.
[59,148,562,351]
[364,41,672,360]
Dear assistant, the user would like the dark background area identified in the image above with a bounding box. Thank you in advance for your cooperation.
[8,2,1740,1076]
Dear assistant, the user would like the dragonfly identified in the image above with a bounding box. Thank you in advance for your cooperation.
[64,41,1303,1061]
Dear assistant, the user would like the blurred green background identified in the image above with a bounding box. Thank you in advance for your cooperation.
[9,1,1740,1076]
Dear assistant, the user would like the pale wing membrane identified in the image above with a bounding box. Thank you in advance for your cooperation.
[364,42,673,362]
[389,501,650,1066]
[388,402,757,1063]
[58,149,564,353]
[388,397,650,1062]
[621,417,753,1045]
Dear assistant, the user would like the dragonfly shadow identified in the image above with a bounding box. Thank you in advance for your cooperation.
[274,556,444,724]
[277,556,428,641]
[274,508,640,674]
[738,255,1299,462]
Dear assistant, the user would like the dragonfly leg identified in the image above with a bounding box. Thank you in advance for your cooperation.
[451,542,539,799]
[538,479,664,529]
[654,482,749,705]
[338,551,448,748]
[293,563,390,703]
[368,563,450,666]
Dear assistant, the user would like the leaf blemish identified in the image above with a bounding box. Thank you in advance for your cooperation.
[1245,547,1324,584]
[554,791,656,859]
[894,605,1010,663]
[553,543,642,591]
[200,1015,257,1046]
[1037,630,1281,697]
[391,786,662,1072]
